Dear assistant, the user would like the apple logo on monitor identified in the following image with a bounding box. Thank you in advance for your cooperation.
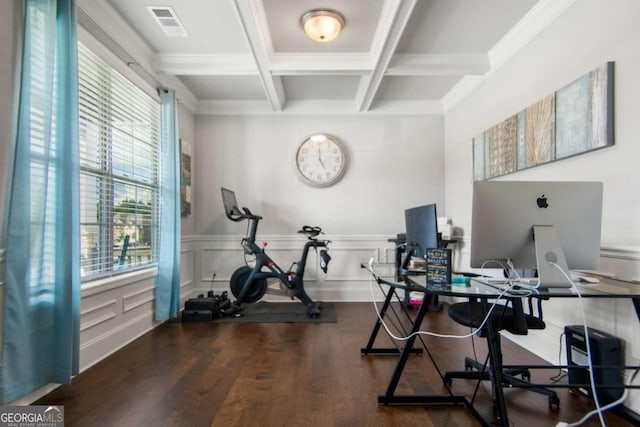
[536,194,549,208]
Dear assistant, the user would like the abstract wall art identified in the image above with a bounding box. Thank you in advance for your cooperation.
[473,62,614,180]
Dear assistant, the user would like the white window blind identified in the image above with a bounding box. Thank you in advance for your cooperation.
[78,42,161,281]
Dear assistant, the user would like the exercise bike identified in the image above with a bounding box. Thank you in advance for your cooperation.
[221,188,332,318]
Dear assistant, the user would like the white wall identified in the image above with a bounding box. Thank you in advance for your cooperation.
[190,114,444,299]
[443,0,640,410]
[195,115,444,236]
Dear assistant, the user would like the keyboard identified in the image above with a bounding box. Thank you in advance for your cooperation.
[475,277,537,284]
[472,277,540,289]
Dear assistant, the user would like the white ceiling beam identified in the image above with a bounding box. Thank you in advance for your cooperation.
[386,54,490,76]
[354,0,417,112]
[154,54,258,76]
[197,99,274,115]
[269,53,373,75]
[232,0,285,112]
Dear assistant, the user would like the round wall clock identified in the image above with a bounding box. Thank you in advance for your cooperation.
[295,134,347,187]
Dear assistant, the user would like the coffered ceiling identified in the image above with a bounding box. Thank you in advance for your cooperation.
[76,0,576,115]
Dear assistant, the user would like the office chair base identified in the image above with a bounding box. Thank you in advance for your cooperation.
[444,357,560,409]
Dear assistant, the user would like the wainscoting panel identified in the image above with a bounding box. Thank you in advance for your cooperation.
[180,245,197,301]
[79,269,158,371]
[186,234,396,302]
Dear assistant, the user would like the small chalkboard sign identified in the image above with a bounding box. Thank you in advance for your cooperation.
[426,248,452,285]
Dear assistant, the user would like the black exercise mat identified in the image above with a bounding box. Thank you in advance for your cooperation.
[214,301,337,323]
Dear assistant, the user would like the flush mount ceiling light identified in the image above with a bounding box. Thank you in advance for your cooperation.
[300,9,345,43]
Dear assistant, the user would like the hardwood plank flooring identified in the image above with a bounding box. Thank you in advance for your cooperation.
[36,302,635,426]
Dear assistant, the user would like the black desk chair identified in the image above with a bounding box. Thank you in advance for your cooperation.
[443,296,560,408]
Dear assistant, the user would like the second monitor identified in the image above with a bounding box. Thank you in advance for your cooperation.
[402,203,439,272]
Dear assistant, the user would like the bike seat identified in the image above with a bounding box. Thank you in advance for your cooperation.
[298,225,322,239]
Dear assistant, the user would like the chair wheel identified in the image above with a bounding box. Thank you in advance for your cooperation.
[443,375,452,387]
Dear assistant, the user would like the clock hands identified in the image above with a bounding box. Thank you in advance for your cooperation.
[317,146,326,169]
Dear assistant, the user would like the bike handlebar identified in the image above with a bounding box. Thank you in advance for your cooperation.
[298,225,323,239]
[226,206,262,222]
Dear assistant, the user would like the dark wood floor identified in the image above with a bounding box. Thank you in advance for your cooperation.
[37,302,634,426]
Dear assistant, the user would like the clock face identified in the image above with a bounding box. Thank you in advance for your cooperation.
[295,134,347,187]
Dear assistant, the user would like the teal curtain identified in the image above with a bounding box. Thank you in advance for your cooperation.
[155,89,181,321]
[0,0,80,403]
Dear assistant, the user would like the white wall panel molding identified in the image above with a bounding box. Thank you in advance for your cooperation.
[122,286,155,313]
[601,245,640,261]
[453,237,640,282]
[80,299,118,332]
[80,269,159,371]
[180,247,195,288]
[189,234,396,301]
[79,311,157,372]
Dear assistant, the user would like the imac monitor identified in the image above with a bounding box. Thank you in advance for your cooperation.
[403,204,439,270]
[470,181,603,288]
[221,187,242,219]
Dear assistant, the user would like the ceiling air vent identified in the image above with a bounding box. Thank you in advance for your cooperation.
[146,6,188,37]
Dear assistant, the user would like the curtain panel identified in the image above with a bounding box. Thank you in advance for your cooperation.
[154,89,181,321]
[0,0,80,404]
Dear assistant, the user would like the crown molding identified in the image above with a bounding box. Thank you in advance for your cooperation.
[488,0,578,70]
[197,99,273,115]
[367,99,443,115]
[442,0,578,113]
[387,54,490,76]
[76,0,198,113]
[76,0,153,68]
[196,98,442,116]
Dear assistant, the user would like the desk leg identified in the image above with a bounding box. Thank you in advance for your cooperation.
[379,294,431,399]
[377,294,491,426]
[482,299,509,427]
[361,286,422,355]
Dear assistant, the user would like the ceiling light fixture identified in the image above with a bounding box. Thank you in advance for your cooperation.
[300,9,345,43]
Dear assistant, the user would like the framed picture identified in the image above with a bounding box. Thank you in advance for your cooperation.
[180,139,191,216]
[473,62,614,180]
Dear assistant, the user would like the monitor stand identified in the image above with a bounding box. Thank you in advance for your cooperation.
[533,225,573,288]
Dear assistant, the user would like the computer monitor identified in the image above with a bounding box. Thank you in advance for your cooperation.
[221,187,242,219]
[470,181,603,287]
[402,204,439,270]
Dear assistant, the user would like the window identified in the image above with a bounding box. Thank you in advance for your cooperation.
[78,42,161,281]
